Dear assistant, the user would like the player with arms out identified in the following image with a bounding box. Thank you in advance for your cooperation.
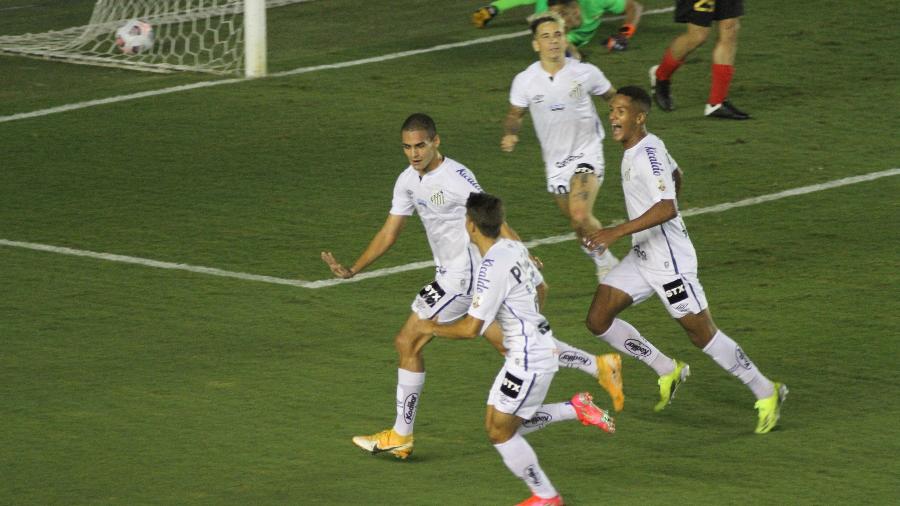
[321,114,623,460]
[418,192,615,506]
[502,13,620,282]
[582,86,787,433]
[473,0,643,58]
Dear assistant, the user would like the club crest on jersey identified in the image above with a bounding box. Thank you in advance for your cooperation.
[471,293,483,309]
[430,190,445,206]
[657,178,667,192]
[569,80,584,99]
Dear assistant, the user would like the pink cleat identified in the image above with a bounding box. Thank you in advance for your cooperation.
[570,392,615,433]
[516,493,564,506]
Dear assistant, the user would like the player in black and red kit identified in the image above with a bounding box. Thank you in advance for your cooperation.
[649,0,750,119]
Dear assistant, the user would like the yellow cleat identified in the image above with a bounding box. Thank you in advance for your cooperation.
[654,359,690,412]
[471,5,498,28]
[754,382,788,434]
[596,353,624,412]
[352,428,414,459]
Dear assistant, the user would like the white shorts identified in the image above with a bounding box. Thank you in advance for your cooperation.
[410,279,472,323]
[487,363,555,419]
[545,150,605,194]
[602,252,709,318]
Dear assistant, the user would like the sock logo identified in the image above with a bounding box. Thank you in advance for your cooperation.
[624,338,652,357]
[522,411,552,429]
[734,347,753,370]
[403,393,419,424]
[663,279,689,305]
[500,372,524,398]
[524,465,543,487]
[559,351,591,366]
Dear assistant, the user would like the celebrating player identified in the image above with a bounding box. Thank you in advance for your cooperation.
[322,113,623,460]
[582,86,787,433]
[418,192,615,506]
[501,13,619,282]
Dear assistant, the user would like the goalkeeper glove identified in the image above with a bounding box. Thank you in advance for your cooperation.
[605,24,636,52]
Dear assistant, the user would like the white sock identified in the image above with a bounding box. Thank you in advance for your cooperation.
[517,402,578,436]
[554,338,599,378]
[392,369,425,436]
[581,245,618,269]
[494,433,558,499]
[597,318,674,376]
[702,330,775,400]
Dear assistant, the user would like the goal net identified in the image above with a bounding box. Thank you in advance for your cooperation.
[0,0,307,76]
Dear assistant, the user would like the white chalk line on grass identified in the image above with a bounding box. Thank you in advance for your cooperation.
[0,7,674,124]
[2,168,897,289]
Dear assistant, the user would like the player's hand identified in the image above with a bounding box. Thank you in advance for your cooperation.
[529,254,544,271]
[321,251,354,279]
[500,134,519,152]
[582,228,621,253]
[605,33,628,52]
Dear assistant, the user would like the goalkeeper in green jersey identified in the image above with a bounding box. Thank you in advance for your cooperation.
[472,0,643,59]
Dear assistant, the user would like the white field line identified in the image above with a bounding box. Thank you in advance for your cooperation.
[0,7,674,124]
[2,168,897,289]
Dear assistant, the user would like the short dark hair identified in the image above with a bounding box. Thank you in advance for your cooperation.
[530,13,564,36]
[616,86,652,113]
[401,113,437,140]
[466,192,504,239]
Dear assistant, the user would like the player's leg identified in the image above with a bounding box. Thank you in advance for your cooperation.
[555,337,624,412]
[487,367,562,504]
[472,0,536,27]
[704,13,750,119]
[586,256,686,411]
[650,0,713,111]
[554,169,618,281]
[676,308,786,433]
[517,391,615,436]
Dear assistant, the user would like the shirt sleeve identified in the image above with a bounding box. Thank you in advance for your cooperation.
[635,146,677,203]
[389,172,415,216]
[468,256,510,329]
[586,63,613,96]
[509,73,530,108]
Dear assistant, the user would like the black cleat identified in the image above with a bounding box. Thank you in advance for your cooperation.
[649,65,674,112]
[704,100,751,120]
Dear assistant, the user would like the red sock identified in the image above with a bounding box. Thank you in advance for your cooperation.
[656,48,683,81]
[708,64,734,105]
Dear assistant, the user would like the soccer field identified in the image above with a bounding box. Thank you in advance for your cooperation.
[2,0,899,504]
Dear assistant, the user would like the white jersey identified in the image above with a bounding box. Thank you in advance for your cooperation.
[391,156,483,292]
[620,133,697,274]
[510,58,612,179]
[468,239,558,373]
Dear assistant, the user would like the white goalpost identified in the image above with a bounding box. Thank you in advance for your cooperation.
[0,0,307,76]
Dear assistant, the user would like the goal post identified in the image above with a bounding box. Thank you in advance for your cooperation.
[0,0,304,77]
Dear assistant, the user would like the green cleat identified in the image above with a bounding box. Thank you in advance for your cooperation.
[654,360,690,412]
[754,382,788,434]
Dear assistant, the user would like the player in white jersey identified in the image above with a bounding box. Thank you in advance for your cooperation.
[581,86,788,434]
[321,114,623,460]
[418,193,614,506]
[501,13,619,281]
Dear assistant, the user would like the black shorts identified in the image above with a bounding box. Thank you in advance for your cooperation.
[675,0,743,27]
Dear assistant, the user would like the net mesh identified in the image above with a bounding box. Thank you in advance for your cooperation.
[0,0,306,74]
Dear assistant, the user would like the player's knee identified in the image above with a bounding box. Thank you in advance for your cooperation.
[394,329,428,356]
[485,422,512,444]
[586,310,612,336]
[684,27,709,48]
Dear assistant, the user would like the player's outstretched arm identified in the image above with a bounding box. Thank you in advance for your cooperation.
[501,106,527,152]
[417,315,484,340]
[320,214,407,278]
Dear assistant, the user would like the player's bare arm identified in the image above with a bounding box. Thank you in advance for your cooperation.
[501,106,527,152]
[320,214,407,278]
[583,199,677,251]
[674,168,683,197]
[600,88,618,102]
[417,315,485,340]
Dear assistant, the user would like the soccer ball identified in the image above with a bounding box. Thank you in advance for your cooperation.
[115,20,154,55]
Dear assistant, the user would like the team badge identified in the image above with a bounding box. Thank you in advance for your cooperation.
[430,190,445,206]
[658,178,667,192]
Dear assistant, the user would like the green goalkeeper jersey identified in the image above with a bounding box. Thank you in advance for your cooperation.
[535,0,627,47]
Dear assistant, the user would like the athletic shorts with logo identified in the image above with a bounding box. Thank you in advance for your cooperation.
[675,0,743,27]
[546,150,606,195]
[487,362,555,419]
[410,277,472,323]
[601,251,709,318]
